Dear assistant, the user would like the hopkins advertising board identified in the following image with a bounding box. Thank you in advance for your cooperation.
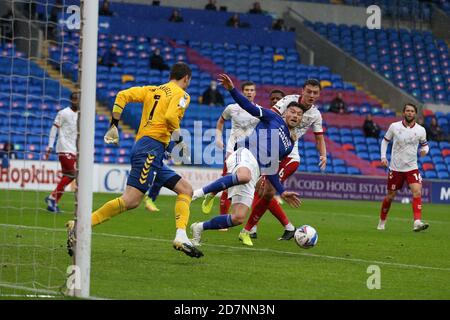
[1,161,449,204]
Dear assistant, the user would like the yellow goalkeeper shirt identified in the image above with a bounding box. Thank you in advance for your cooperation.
[113,81,190,145]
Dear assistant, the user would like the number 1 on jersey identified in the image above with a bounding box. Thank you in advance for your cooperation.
[148,95,160,121]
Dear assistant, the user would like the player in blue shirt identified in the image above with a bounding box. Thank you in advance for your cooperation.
[191,74,302,246]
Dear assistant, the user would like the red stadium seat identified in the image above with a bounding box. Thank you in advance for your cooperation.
[370,160,383,168]
[442,149,450,157]
[422,109,434,117]
[342,143,355,151]
[422,163,434,171]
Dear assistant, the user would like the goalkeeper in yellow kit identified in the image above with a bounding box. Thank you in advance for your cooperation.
[66,62,203,258]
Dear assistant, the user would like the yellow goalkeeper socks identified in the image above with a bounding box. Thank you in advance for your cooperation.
[175,194,191,230]
[91,197,126,227]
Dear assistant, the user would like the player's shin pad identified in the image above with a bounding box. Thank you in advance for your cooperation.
[175,194,191,229]
[91,197,126,226]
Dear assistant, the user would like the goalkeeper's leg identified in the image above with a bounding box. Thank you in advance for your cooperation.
[67,185,144,256]
[155,165,202,258]
[67,137,160,256]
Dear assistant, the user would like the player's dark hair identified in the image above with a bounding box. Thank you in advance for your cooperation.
[303,79,322,90]
[403,103,417,113]
[170,62,192,80]
[241,81,256,90]
[270,89,285,97]
[287,101,304,112]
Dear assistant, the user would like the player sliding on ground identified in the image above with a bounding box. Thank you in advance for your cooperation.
[190,74,302,247]
[66,62,203,258]
[202,81,261,230]
[242,79,327,242]
[378,103,430,232]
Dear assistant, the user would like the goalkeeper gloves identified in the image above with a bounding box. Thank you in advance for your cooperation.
[177,141,191,163]
[104,118,120,145]
[169,136,191,163]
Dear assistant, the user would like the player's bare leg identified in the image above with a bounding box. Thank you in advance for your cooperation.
[378,189,396,230]
[409,183,429,232]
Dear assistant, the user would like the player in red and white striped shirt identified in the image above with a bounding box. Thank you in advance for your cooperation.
[379,103,429,232]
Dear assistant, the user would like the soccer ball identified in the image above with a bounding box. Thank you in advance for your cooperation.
[294,225,318,249]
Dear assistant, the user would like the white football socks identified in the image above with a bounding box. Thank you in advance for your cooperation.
[285,223,295,231]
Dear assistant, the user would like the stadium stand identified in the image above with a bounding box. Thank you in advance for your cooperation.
[1,2,449,179]
[305,21,450,105]
[342,0,432,21]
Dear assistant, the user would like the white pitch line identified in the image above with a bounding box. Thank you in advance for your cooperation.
[1,223,449,273]
[0,283,108,300]
[0,283,61,296]
[94,232,450,272]
[303,210,450,225]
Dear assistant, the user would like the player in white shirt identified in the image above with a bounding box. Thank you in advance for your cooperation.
[378,103,430,232]
[44,92,79,213]
[242,79,327,242]
[201,81,261,218]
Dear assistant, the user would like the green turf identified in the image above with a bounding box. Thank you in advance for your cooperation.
[0,189,449,299]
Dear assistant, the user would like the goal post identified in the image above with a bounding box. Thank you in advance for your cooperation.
[72,0,98,298]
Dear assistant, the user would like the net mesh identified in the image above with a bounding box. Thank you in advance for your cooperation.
[0,0,81,297]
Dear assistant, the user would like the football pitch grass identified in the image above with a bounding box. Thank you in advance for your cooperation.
[0,190,449,300]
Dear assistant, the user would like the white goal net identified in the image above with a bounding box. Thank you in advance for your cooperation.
[0,0,96,298]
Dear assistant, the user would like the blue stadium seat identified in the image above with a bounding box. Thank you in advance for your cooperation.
[304,141,316,150]
[355,144,368,152]
[366,137,378,145]
[351,129,364,136]
[423,170,437,179]
[429,149,441,157]
[327,127,339,135]
[306,165,321,173]
[437,171,449,180]
[341,136,354,144]
[354,136,367,145]
[435,164,447,172]
[334,166,347,174]
[347,167,361,175]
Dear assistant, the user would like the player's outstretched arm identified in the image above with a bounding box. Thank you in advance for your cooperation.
[218,74,263,118]
[280,191,302,208]
[265,174,301,207]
